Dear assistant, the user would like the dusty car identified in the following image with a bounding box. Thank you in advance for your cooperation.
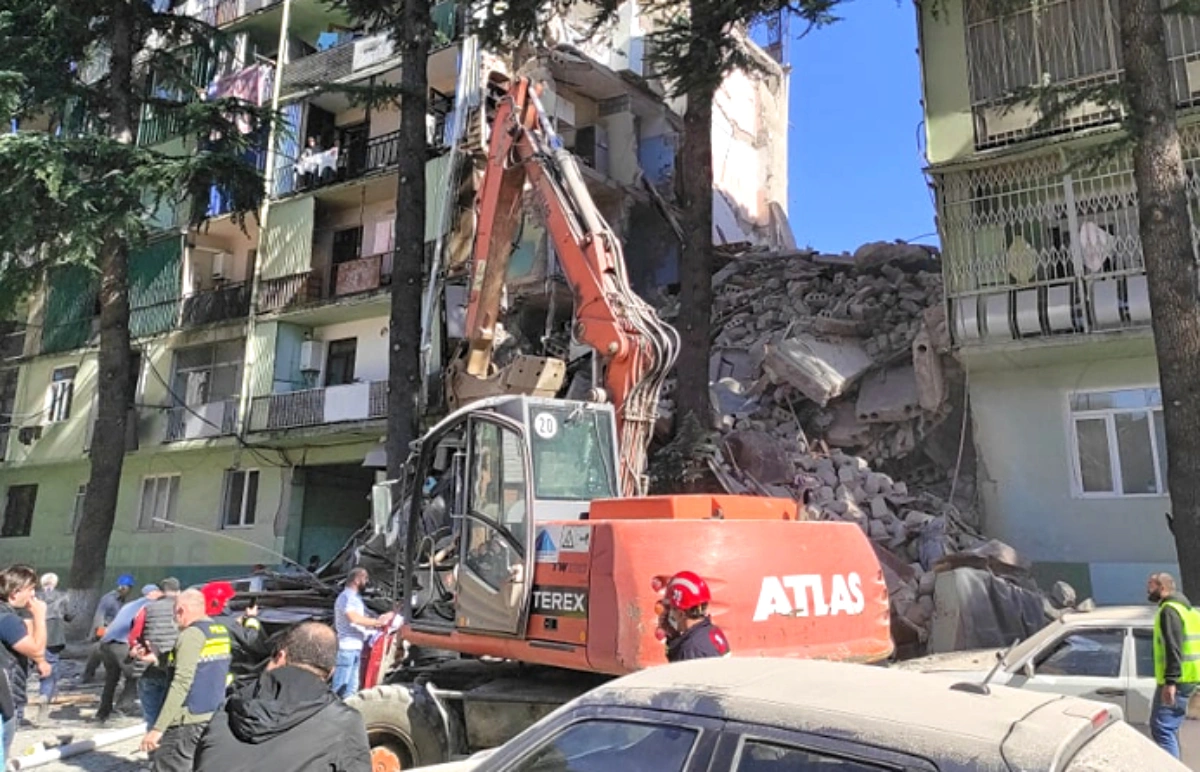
[895,606,1176,729]
[406,656,1184,771]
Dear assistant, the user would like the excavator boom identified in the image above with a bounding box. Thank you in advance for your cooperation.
[451,77,679,497]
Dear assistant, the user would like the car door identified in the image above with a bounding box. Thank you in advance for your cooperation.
[1129,626,1157,727]
[1009,627,1129,713]
[706,722,940,772]
[474,705,723,772]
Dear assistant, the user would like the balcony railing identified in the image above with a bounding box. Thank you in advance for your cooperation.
[181,283,252,327]
[258,272,323,313]
[334,251,393,296]
[183,0,281,27]
[280,33,396,98]
[249,381,387,432]
[935,125,1200,346]
[274,130,402,197]
[164,398,239,442]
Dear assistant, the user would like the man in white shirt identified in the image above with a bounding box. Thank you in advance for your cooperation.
[332,567,393,698]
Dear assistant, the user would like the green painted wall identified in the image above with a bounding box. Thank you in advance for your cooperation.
[0,440,375,580]
[261,197,315,279]
[918,0,977,165]
[966,339,1176,570]
[129,236,184,338]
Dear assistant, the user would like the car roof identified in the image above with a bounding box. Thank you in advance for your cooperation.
[1058,605,1155,624]
[578,658,1113,760]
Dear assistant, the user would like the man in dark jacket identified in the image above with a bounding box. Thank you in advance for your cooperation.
[193,621,371,772]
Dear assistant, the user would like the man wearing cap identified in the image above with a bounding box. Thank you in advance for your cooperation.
[95,584,158,722]
[129,578,181,726]
[82,574,135,683]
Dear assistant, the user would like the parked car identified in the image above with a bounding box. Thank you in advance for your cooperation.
[895,606,1172,728]
[409,656,1185,771]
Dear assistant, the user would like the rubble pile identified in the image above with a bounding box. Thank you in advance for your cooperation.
[656,241,1009,652]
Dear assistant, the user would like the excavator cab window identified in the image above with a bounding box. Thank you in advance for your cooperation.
[527,405,617,508]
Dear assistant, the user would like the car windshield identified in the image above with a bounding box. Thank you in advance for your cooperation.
[528,405,617,501]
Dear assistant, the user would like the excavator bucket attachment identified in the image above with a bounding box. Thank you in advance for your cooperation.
[446,354,567,411]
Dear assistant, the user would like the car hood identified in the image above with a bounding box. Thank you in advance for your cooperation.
[892,648,1007,674]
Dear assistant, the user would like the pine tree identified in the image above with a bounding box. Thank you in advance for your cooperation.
[0,0,272,624]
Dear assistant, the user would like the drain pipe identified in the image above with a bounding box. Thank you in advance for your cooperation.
[10,723,146,770]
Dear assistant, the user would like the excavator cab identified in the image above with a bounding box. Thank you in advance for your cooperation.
[383,395,618,638]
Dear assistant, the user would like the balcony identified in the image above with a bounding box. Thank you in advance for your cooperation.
[274,130,402,198]
[257,250,393,314]
[280,33,396,99]
[249,380,387,431]
[164,398,239,442]
[930,127,1200,346]
[181,283,252,327]
[184,0,281,27]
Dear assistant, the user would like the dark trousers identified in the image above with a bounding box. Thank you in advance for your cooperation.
[152,723,206,772]
[97,642,137,718]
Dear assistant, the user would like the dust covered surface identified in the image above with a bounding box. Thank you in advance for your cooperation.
[1064,722,1190,771]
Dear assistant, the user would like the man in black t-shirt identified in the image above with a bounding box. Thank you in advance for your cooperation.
[0,565,50,758]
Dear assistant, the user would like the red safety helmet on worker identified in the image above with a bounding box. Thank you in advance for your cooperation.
[655,570,731,663]
[201,581,236,617]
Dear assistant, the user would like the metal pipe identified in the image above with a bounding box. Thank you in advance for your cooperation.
[11,723,147,769]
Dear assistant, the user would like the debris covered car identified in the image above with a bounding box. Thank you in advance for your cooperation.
[410,656,1185,772]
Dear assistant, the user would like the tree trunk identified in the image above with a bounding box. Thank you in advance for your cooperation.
[67,5,136,634]
[1118,0,1200,597]
[673,79,716,429]
[385,0,431,494]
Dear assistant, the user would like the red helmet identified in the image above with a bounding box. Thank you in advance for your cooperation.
[665,571,711,611]
[202,581,236,616]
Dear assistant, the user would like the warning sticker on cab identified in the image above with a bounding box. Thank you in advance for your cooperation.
[535,524,592,563]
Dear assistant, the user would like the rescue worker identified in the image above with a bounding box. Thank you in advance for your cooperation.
[658,571,730,662]
[200,582,269,690]
[1148,572,1200,759]
[135,589,232,772]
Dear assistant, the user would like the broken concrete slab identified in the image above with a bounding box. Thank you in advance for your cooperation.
[723,430,794,485]
[853,241,940,273]
[856,365,920,424]
[913,326,947,412]
[762,334,872,407]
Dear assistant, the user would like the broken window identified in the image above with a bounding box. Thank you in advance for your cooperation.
[1069,388,1166,497]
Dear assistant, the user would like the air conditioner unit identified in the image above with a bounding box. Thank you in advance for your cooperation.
[300,340,325,374]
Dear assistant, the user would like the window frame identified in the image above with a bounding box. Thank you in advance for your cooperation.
[712,721,937,772]
[478,704,722,772]
[1,484,38,539]
[136,473,181,532]
[1030,627,1128,679]
[1066,386,1168,499]
[221,468,259,529]
[323,337,358,387]
[45,365,78,424]
[69,483,87,534]
[171,339,244,408]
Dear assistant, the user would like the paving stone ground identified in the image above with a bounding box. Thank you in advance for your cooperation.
[8,656,146,772]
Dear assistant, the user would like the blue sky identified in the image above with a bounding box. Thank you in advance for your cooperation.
[785,1,938,254]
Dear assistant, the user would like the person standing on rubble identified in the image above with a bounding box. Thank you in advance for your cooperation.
[656,571,731,662]
[1147,572,1200,759]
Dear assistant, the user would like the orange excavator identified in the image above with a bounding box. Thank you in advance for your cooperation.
[348,73,894,771]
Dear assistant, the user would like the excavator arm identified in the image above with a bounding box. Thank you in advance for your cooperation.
[449,76,679,497]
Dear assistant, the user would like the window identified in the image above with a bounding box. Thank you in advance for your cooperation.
[513,720,697,772]
[529,407,616,504]
[1069,388,1167,497]
[1,485,37,538]
[1134,628,1155,678]
[464,420,528,590]
[222,469,259,528]
[1034,630,1125,677]
[324,338,357,387]
[736,740,890,772]
[70,484,87,533]
[44,366,77,423]
[172,340,243,407]
[137,474,180,531]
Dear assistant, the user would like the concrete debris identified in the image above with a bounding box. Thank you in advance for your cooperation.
[653,240,1036,655]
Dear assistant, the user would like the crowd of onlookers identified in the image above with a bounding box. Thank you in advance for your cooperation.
[0,565,387,772]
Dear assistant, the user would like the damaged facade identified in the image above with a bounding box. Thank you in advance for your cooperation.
[916,0,1192,603]
[0,0,789,583]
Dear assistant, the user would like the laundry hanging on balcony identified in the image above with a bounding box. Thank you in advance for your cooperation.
[206,63,274,134]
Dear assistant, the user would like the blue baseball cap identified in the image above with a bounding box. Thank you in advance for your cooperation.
[117,574,135,588]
